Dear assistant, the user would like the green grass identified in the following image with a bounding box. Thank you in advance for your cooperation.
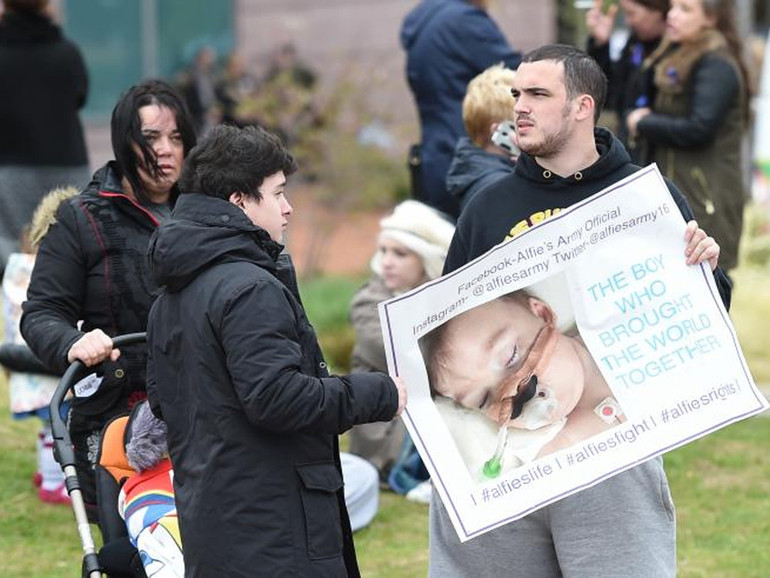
[0,406,85,577]
[1,266,767,577]
[299,275,366,335]
[731,266,770,384]
[667,420,770,577]
[354,493,429,577]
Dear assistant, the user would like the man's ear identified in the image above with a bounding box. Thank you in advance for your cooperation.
[574,94,595,122]
[229,191,244,207]
[528,297,556,326]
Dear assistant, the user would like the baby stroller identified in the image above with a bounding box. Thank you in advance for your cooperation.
[50,333,149,578]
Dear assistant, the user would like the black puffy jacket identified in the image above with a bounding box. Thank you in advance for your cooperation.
[146,193,398,577]
[22,162,160,387]
[21,162,166,504]
[21,162,166,505]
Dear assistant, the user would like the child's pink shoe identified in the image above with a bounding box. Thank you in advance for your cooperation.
[38,484,71,505]
[33,471,42,488]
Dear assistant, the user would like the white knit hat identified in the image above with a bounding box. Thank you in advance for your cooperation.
[371,200,455,281]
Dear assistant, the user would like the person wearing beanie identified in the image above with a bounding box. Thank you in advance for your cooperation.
[348,200,455,503]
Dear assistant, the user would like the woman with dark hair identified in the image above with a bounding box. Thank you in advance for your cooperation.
[20,78,196,511]
[627,0,749,272]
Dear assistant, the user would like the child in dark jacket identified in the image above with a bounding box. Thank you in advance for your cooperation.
[445,63,518,213]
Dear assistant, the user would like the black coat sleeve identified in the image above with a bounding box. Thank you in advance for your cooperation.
[636,54,740,149]
[65,40,89,110]
[664,178,732,309]
[221,280,398,435]
[20,202,87,374]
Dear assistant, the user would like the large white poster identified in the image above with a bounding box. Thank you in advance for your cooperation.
[379,165,768,542]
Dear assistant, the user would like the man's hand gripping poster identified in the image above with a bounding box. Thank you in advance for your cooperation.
[378,165,769,542]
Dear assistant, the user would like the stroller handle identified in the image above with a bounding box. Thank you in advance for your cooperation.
[49,332,148,466]
[48,332,147,578]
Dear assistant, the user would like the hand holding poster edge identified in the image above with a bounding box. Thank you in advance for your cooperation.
[378,165,768,541]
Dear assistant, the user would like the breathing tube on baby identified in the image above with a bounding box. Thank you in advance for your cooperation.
[482,322,559,479]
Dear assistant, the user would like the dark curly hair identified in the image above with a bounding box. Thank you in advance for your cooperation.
[178,124,297,201]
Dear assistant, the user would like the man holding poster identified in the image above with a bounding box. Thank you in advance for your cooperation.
[429,44,730,577]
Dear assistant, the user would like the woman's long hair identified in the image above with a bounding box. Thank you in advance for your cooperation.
[110,79,197,204]
[702,0,752,119]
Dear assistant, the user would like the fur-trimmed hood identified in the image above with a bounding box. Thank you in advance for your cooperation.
[28,186,79,248]
[646,29,730,94]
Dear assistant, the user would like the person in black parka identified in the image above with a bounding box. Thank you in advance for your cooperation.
[0,0,91,269]
[146,124,405,577]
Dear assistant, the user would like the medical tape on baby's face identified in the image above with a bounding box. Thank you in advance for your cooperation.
[485,322,560,428]
[516,386,559,430]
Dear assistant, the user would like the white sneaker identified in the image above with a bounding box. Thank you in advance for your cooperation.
[405,480,431,504]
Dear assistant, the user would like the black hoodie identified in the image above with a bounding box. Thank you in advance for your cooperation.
[445,128,731,307]
[146,193,397,577]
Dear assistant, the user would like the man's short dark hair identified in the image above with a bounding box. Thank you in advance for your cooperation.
[111,79,197,204]
[522,44,607,123]
[178,125,298,200]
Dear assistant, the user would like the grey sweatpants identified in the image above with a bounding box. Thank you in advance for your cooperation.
[429,457,675,578]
